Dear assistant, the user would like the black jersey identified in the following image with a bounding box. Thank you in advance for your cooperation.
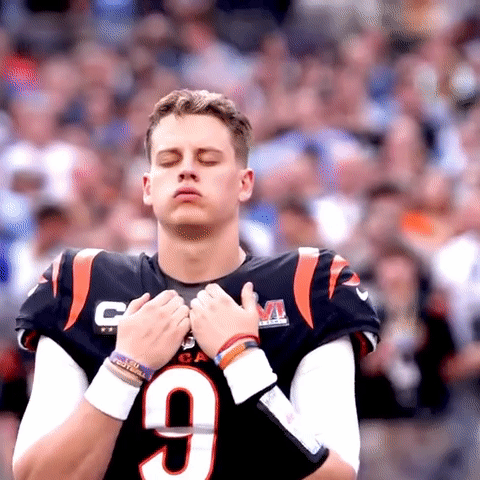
[16,247,379,480]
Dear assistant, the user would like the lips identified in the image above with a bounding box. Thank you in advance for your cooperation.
[174,186,202,198]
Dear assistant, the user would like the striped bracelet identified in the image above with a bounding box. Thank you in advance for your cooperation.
[216,334,260,356]
[215,340,259,370]
[109,351,155,382]
[104,359,143,388]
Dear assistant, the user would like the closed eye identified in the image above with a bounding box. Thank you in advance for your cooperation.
[157,151,181,167]
[197,150,222,165]
[199,159,218,166]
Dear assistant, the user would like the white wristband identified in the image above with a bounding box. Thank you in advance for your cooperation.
[84,363,141,420]
[223,348,277,404]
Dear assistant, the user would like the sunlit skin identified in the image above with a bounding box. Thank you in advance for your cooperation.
[143,113,254,283]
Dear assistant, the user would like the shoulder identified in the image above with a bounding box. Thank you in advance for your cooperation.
[16,248,152,352]
[245,247,336,275]
[245,247,358,302]
[58,247,147,272]
[53,248,151,290]
[245,248,379,354]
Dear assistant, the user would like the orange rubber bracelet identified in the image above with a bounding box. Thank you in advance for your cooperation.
[218,341,258,370]
[217,334,260,356]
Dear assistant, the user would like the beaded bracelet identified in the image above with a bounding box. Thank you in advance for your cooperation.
[215,340,259,370]
[109,351,155,383]
[216,334,260,356]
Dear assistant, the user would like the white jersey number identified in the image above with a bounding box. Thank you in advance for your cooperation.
[140,366,218,479]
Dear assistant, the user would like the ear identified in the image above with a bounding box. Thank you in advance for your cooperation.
[239,168,254,203]
[143,172,152,206]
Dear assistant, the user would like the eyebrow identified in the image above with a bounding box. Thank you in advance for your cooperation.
[197,147,223,154]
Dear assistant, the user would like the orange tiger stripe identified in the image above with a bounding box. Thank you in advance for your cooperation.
[51,253,62,297]
[64,249,103,331]
[328,255,349,299]
[293,248,320,329]
[342,272,360,287]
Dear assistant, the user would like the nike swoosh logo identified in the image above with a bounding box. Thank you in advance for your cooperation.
[356,287,369,301]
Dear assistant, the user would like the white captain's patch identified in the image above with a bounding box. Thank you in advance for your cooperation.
[94,301,127,334]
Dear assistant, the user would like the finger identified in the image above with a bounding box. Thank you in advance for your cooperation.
[205,283,226,298]
[151,289,177,306]
[241,282,257,313]
[190,298,204,322]
[165,294,185,313]
[206,284,236,305]
[125,292,150,315]
[196,289,211,306]
[177,316,191,337]
[171,304,190,324]
[188,304,198,328]
[190,297,202,311]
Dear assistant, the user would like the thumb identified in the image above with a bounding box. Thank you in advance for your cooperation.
[125,292,150,315]
[241,282,257,313]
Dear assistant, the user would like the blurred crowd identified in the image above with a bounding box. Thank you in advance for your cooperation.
[1,0,480,479]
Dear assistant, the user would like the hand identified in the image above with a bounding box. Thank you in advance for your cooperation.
[116,291,190,370]
[190,282,259,359]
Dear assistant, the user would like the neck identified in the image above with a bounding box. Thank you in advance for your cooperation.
[157,220,245,283]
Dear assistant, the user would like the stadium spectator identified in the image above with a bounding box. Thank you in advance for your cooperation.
[81,84,131,151]
[310,149,372,250]
[379,114,429,189]
[13,203,71,304]
[0,188,33,342]
[2,91,78,204]
[276,196,322,251]
[179,18,254,96]
[356,243,455,480]
[338,182,409,287]
[401,167,456,261]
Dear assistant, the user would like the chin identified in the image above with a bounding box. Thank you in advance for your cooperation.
[164,213,212,232]
[171,210,209,225]
[159,206,233,231]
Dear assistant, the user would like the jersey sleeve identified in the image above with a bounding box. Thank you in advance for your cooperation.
[15,253,65,352]
[15,248,106,353]
[308,249,380,357]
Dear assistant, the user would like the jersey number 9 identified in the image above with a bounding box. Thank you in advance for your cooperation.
[140,366,218,479]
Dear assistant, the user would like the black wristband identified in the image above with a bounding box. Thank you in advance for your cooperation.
[238,384,330,479]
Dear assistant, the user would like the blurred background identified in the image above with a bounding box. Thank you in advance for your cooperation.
[1,0,480,479]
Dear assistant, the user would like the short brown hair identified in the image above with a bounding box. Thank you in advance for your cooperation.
[145,89,252,166]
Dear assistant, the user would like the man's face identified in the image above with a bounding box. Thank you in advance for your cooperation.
[143,113,253,230]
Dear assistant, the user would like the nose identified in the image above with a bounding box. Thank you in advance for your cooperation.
[178,154,199,182]
[179,169,199,182]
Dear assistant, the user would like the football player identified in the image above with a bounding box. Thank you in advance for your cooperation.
[12,90,379,480]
